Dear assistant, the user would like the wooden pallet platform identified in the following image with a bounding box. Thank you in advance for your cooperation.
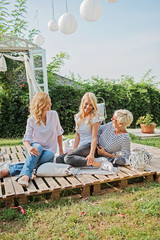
[0,146,160,207]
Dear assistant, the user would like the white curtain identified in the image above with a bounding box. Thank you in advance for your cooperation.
[0,53,41,101]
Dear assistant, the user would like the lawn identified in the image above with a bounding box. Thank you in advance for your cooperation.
[0,182,160,239]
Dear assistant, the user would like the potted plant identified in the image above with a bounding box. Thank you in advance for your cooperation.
[136,113,156,133]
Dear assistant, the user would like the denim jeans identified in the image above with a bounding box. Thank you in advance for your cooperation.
[56,143,99,167]
[9,143,54,179]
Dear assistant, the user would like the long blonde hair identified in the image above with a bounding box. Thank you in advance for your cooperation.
[76,92,99,129]
[30,92,50,126]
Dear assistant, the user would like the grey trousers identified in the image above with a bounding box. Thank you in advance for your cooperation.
[56,143,99,167]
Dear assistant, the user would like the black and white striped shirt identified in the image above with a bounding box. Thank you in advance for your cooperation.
[97,122,130,159]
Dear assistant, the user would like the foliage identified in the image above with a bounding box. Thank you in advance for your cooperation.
[136,113,154,127]
[47,52,70,75]
[0,0,38,40]
[0,182,160,239]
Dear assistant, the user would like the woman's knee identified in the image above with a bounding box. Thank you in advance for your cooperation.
[31,143,43,154]
[56,154,66,163]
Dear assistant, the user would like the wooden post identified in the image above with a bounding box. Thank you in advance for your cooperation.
[5,198,14,208]
[156,175,160,183]
[51,190,60,200]
[144,174,154,183]
[81,185,90,197]
[93,184,101,195]
[119,179,128,189]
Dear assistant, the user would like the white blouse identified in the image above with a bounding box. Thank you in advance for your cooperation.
[75,113,99,147]
[23,111,64,154]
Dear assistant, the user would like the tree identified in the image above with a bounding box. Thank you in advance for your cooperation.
[0,0,38,39]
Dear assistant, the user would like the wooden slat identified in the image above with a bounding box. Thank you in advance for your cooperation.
[150,161,160,169]
[10,153,19,163]
[5,147,11,154]
[16,152,26,162]
[26,180,38,194]
[145,165,160,174]
[0,182,3,198]
[11,176,25,196]
[44,177,61,190]
[116,170,128,179]
[66,176,83,187]
[3,154,10,162]
[34,177,50,192]
[94,174,109,182]
[16,145,24,153]
[3,177,15,197]
[55,177,72,189]
[120,166,140,177]
[107,174,120,181]
[0,147,6,154]
[76,174,93,185]
[10,146,17,153]
[83,174,100,184]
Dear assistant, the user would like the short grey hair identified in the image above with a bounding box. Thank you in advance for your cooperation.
[114,109,133,127]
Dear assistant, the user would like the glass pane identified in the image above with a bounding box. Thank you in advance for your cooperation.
[35,70,43,84]
[33,54,43,68]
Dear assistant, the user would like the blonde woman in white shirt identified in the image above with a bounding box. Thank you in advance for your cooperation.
[56,92,99,167]
[0,92,64,187]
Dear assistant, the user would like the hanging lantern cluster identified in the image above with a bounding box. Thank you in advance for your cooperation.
[34,0,119,41]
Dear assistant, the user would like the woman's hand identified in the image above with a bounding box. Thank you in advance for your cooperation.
[27,146,39,157]
[97,145,106,156]
[66,148,73,154]
[86,153,94,165]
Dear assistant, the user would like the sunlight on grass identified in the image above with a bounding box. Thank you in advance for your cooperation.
[0,182,160,239]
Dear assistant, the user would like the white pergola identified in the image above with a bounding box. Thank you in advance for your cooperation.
[0,35,48,101]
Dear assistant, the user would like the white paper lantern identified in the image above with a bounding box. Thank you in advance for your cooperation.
[106,0,118,3]
[48,19,59,31]
[80,0,102,22]
[58,13,78,35]
[34,34,45,46]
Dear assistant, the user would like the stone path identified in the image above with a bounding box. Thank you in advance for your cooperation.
[128,128,160,139]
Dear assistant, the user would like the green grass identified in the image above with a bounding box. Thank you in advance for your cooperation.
[129,133,160,148]
[0,138,23,147]
[0,131,160,149]
[0,182,160,239]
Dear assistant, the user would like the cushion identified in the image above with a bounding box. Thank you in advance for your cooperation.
[36,163,72,177]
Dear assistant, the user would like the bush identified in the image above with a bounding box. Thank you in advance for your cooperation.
[0,70,160,138]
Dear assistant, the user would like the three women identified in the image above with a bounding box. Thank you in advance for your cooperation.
[0,91,133,186]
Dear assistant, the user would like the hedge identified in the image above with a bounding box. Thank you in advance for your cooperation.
[0,74,160,138]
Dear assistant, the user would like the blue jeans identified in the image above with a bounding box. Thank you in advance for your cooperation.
[9,143,54,179]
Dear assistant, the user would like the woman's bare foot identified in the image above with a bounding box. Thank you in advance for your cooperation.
[19,175,29,182]
[18,175,29,187]
[0,169,10,178]
[91,161,102,168]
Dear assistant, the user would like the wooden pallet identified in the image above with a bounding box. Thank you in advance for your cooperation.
[0,146,160,207]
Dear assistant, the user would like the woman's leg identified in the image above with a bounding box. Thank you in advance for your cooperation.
[55,154,66,163]
[64,144,91,167]
[36,150,54,168]
[18,143,43,180]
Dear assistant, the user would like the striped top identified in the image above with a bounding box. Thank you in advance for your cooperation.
[97,122,130,159]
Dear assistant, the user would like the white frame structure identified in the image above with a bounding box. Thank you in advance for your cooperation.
[0,35,48,100]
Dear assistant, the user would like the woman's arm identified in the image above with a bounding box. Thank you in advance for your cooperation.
[24,140,39,157]
[97,145,121,158]
[86,122,99,165]
[73,132,80,149]
[57,135,64,155]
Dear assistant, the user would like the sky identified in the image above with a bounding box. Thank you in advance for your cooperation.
[11,0,160,82]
